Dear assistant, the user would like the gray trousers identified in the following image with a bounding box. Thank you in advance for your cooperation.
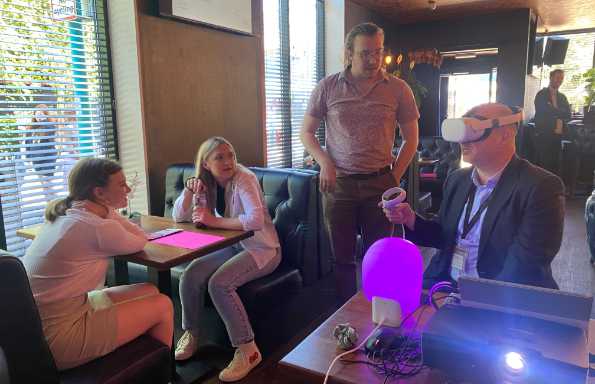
[179,245,281,347]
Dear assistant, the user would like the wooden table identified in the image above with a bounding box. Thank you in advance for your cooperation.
[16,215,253,296]
[278,292,448,384]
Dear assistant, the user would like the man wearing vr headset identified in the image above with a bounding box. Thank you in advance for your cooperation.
[300,22,419,304]
[384,103,564,289]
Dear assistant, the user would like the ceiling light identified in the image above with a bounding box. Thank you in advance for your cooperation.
[455,54,477,60]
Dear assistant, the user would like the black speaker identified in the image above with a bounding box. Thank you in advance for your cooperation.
[533,37,544,67]
[543,37,569,66]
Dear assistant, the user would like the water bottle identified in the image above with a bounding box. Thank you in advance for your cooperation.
[193,189,206,209]
[193,188,207,228]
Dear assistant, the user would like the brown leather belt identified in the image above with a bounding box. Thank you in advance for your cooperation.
[341,165,392,180]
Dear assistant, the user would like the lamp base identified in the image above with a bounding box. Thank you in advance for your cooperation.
[372,296,401,327]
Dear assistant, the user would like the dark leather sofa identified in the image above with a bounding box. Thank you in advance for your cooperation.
[418,137,461,179]
[0,346,8,384]
[418,137,461,212]
[164,165,326,283]
[163,165,326,286]
[587,188,595,264]
[0,254,171,384]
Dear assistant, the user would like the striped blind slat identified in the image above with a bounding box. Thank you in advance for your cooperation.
[263,0,324,168]
[0,0,117,256]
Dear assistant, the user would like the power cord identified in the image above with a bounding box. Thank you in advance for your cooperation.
[330,289,456,383]
[323,320,385,384]
[340,305,429,382]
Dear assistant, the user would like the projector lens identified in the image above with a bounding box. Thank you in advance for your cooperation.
[504,352,525,373]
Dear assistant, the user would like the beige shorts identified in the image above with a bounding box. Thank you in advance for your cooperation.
[37,291,118,371]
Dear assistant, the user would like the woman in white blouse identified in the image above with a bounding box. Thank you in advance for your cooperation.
[172,137,281,382]
[23,158,173,370]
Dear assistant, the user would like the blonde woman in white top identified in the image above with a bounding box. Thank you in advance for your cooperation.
[23,158,173,370]
[172,137,281,382]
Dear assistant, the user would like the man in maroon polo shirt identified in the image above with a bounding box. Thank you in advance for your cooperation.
[300,22,419,304]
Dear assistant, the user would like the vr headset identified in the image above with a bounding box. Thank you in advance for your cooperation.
[441,106,523,144]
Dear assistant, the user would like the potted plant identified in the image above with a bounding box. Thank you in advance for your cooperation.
[400,68,429,109]
[122,171,141,221]
[390,50,439,109]
[582,68,595,114]
[392,62,429,108]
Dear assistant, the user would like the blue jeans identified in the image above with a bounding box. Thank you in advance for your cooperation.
[179,245,281,346]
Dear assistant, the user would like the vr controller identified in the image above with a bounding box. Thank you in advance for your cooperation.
[381,187,406,209]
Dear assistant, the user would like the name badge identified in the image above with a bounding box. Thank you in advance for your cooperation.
[451,245,468,281]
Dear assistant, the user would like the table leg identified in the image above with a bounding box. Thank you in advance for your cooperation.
[148,267,176,379]
[107,259,129,286]
[113,259,129,285]
[148,268,172,296]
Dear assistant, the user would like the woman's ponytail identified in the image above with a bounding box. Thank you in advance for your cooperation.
[45,196,73,222]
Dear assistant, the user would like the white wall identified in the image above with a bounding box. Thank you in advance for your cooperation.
[107,0,150,214]
[325,0,345,75]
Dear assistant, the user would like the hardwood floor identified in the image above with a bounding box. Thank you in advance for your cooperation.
[183,196,594,383]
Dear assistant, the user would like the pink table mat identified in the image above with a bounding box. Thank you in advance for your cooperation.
[150,231,225,250]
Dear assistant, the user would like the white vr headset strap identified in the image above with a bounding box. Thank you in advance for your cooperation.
[467,111,523,131]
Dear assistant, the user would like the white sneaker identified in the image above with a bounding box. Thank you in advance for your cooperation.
[218,342,262,382]
[174,331,198,361]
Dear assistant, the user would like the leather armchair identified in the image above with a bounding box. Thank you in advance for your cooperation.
[419,137,461,212]
[0,347,9,384]
[419,137,461,179]
[0,255,171,384]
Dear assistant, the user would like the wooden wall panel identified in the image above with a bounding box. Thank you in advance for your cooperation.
[135,0,264,215]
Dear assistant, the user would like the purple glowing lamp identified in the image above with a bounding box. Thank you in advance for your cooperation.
[362,237,423,319]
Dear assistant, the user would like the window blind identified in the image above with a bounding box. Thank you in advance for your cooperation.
[263,0,324,168]
[0,0,117,255]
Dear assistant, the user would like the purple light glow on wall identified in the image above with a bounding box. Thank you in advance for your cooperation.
[362,237,423,319]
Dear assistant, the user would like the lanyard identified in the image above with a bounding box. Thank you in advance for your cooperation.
[461,185,492,240]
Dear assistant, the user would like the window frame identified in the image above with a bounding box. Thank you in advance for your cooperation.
[263,0,325,168]
[0,0,119,253]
